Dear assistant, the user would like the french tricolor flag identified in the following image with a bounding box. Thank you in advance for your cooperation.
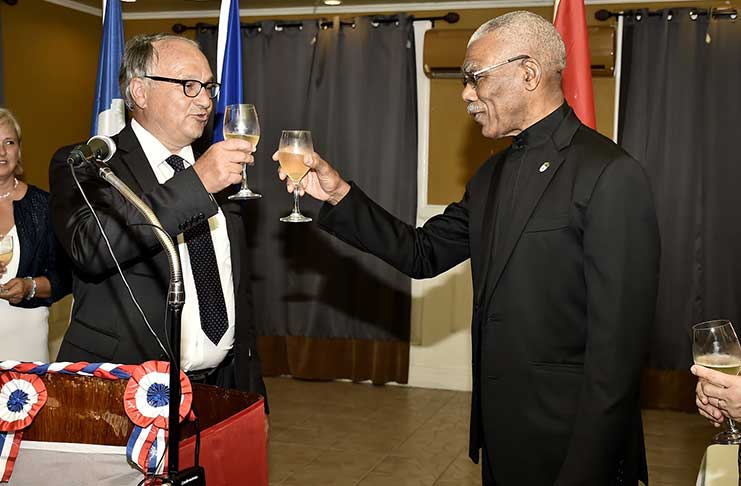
[91,0,125,137]
[213,0,244,143]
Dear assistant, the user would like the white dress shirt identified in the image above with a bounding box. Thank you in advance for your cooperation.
[131,119,235,371]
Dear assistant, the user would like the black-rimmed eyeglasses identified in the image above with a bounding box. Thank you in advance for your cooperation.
[144,75,221,99]
[461,55,531,89]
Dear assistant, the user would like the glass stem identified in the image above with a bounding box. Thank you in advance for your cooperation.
[241,163,249,190]
[728,418,739,433]
[293,186,301,215]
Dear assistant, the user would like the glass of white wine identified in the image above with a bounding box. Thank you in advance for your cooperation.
[277,130,313,223]
[224,103,262,200]
[693,319,741,444]
[0,234,12,266]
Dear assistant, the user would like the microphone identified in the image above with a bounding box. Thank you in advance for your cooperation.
[67,135,116,168]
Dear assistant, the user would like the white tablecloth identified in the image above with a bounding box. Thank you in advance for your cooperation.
[697,444,739,486]
[8,441,141,485]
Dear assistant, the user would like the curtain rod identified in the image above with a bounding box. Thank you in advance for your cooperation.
[595,7,738,21]
[172,11,459,34]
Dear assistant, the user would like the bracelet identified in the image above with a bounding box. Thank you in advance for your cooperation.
[24,277,37,300]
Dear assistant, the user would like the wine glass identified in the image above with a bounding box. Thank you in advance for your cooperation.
[225,103,262,200]
[0,235,12,293]
[693,319,741,444]
[277,130,313,223]
[0,234,13,266]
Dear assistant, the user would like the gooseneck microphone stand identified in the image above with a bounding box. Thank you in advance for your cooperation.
[74,155,186,480]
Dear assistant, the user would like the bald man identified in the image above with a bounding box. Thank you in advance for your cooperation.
[279,11,659,486]
[50,34,268,414]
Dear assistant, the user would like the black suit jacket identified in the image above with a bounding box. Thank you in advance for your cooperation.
[49,124,266,404]
[318,107,659,485]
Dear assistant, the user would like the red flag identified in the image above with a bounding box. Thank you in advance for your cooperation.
[554,0,597,129]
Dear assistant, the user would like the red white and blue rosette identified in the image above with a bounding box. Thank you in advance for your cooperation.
[0,372,47,482]
[123,361,193,475]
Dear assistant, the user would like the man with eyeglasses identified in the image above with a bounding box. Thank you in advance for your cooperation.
[280,10,659,486]
[49,34,269,423]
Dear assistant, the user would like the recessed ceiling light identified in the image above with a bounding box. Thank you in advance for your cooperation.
[324,0,342,5]
[120,0,136,3]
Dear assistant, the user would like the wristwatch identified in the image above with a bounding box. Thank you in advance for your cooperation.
[24,277,36,300]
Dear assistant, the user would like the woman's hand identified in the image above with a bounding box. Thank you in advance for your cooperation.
[0,277,30,304]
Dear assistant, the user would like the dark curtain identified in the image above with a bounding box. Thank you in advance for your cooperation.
[197,16,417,383]
[619,9,741,408]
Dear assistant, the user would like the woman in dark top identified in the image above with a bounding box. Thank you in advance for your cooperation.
[0,107,70,361]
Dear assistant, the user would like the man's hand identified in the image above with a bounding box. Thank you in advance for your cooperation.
[193,138,255,194]
[274,151,350,206]
[691,365,741,424]
[0,278,30,305]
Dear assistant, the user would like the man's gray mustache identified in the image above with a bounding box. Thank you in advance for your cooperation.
[467,103,484,115]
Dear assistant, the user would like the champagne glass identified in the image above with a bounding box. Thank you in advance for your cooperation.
[0,235,12,293]
[0,234,12,266]
[277,130,313,223]
[225,103,262,200]
[693,319,741,444]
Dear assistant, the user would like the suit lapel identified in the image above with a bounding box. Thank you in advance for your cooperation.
[474,153,506,308]
[112,124,160,193]
[483,109,581,310]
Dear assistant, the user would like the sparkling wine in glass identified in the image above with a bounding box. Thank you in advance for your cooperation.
[278,130,313,223]
[0,235,12,266]
[693,319,741,444]
[225,103,262,200]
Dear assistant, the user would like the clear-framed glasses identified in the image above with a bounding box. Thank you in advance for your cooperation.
[461,54,531,89]
[144,75,221,99]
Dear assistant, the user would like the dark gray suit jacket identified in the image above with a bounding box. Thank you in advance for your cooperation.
[318,106,659,485]
[49,124,266,405]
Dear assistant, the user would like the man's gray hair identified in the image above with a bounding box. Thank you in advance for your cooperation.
[119,33,201,110]
[469,11,566,76]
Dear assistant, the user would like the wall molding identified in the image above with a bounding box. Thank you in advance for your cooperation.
[44,0,100,15]
[45,0,686,20]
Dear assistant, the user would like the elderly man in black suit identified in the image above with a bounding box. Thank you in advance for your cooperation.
[50,34,268,415]
[278,11,659,486]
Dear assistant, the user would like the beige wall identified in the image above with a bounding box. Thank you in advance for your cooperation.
[1,2,100,191]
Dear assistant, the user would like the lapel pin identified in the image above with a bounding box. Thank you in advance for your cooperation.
[539,162,550,173]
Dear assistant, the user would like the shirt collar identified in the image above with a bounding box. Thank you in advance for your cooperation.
[131,118,195,168]
[512,102,569,150]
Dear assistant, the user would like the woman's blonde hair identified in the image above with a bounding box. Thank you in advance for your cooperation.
[0,108,23,176]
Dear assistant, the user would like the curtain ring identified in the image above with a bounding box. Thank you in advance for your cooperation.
[635,12,642,21]
[351,23,356,29]
[274,25,283,31]
[689,10,699,21]
[666,10,673,21]
[371,21,379,28]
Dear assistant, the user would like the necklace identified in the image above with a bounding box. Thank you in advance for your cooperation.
[0,178,18,200]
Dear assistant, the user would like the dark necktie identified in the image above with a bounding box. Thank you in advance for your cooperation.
[166,155,229,345]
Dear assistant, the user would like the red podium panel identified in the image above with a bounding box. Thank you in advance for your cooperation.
[180,400,267,486]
